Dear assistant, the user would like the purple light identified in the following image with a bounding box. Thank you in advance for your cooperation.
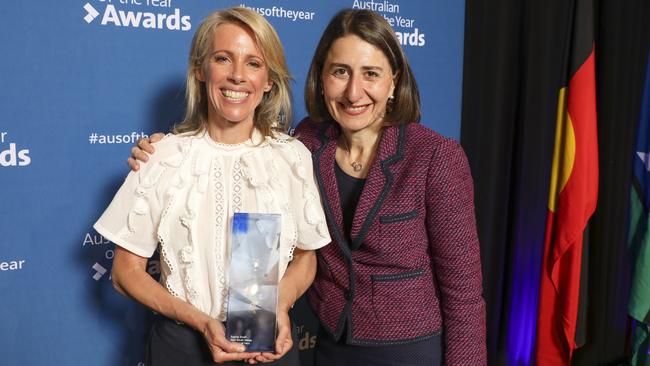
[505,205,547,365]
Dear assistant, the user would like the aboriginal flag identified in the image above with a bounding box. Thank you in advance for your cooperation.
[534,0,599,364]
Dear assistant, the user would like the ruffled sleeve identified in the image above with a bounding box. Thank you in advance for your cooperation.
[93,135,184,258]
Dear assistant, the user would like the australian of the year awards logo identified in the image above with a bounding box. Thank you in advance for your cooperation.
[352,0,426,47]
[83,0,191,31]
[0,132,31,167]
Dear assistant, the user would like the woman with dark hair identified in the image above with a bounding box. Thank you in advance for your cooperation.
[130,9,486,366]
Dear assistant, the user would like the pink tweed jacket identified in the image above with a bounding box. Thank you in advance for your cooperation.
[295,118,487,365]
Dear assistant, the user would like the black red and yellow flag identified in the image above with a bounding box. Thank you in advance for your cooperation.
[534,0,599,364]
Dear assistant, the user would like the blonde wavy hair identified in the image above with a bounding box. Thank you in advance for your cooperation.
[173,7,292,137]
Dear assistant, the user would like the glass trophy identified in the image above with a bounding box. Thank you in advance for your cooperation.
[226,213,281,352]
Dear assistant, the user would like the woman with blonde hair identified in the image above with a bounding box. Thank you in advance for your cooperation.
[95,7,330,365]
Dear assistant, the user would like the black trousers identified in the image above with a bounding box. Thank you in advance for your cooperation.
[145,316,300,366]
[314,328,443,366]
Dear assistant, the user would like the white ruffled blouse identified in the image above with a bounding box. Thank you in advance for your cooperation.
[94,130,331,320]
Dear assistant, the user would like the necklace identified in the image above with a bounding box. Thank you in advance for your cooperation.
[340,137,364,172]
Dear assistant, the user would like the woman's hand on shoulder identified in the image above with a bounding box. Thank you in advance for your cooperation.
[127,132,165,171]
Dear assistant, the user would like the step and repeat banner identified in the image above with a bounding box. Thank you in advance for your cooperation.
[0,1,464,364]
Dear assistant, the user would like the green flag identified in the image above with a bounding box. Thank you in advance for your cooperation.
[628,48,650,366]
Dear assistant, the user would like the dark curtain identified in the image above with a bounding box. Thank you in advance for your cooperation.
[461,0,650,365]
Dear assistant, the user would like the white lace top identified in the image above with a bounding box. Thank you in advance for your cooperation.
[94,130,331,320]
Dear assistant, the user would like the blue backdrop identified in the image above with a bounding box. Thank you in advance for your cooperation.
[0,1,465,364]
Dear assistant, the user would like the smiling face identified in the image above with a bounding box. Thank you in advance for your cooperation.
[196,22,272,130]
[321,35,395,134]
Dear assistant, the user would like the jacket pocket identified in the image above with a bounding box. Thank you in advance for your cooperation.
[378,209,419,224]
[371,268,424,282]
[371,268,429,323]
[376,209,425,253]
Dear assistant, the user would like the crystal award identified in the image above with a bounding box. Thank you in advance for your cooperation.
[225,213,281,352]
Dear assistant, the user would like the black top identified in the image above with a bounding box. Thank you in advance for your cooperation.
[334,162,366,244]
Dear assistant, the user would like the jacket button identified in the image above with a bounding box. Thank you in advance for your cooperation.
[345,291,352,301]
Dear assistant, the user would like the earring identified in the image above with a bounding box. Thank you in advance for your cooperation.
[386,95,395,114]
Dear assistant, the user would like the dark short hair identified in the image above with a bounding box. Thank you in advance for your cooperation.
[304,9,421,125]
